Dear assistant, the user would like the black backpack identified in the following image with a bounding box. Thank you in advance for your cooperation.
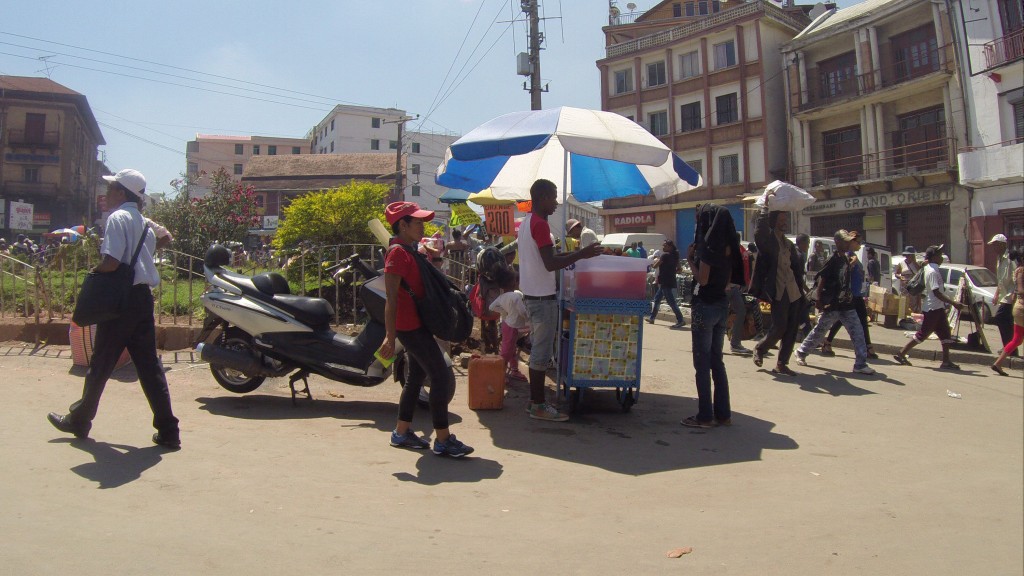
[905,266,927,296]
[395,244,473,343]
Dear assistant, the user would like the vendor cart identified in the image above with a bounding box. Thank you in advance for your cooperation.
[559,297,648,413]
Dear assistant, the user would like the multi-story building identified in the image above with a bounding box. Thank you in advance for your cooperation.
[597,0,811,249]
[185,134,311,196]
[0,76,105,236]
[783,0,971,262]
[952,0,1023,267]
[309,104,459,218]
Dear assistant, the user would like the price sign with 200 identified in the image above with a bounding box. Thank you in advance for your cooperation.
[484,205,515,236]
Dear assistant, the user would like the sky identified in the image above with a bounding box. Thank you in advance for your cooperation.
[1,0,857,199]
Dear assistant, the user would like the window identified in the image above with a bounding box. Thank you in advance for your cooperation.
[371,139,380,151]
[253,145,260,155]
[412,164,421,175]
[713,40,736,70]
[411,185,421,197]
[699,1,709,15]
[716,93,738,125]
[719,154,739,184]
[685,1,695,16]
[648,111,669,136]
[1013,100,1024,142]
[24,167,40,183]
[893,106,946,170]
[187,162,199,175]
[614,69,634,94]
[679,51,700,79]
[646,61,667,87]
[680,102,702,132]
[292,146,301,154]
[823,126,862,183]
[372,117,381,128]
[687,159,702,175]
[330,119,334,131]
[24,113,45,143]
[268,145,277,155]
[818,52,858,99]
[412,142,421,153]
[233,164,243,175]
[713,1,721,12]
[673,2,682,17]
[997,0,1023,36]
[330,141,335,152]
[389,140,398,150]
[235,144,244,155]
[891,25,939,82]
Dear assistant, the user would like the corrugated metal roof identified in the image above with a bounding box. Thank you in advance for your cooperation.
[242,153,398,179]
[793,0,903,41]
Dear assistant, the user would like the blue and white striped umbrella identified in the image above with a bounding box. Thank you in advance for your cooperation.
[436,107,702,203]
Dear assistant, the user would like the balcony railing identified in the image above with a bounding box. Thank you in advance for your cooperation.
[984,28,1024,69]
[797,43,953,112]
[6,129,61,147]
[1,181,60,197]
[791,136,956,189]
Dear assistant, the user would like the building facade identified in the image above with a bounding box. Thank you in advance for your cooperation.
[185,134,311,197]
[0,76,105,237]
[597,0,811,250]
[309,104,459,219]
[951,0,1024,268]
[783,0,971,262]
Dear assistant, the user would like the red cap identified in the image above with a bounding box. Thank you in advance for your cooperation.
[385,201,435,225]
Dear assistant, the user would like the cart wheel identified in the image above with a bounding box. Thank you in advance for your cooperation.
[568,388,582,413]
[616,387,636,413]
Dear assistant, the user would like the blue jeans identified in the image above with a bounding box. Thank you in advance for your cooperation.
[691,298,730,422]
[525,298,559,404]
[797,308,869,369]
[650,285,684,323]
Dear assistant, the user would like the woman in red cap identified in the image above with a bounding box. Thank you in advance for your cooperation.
[378,201,473,457]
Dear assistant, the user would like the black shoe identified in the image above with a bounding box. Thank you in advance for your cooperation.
[152,432,181,450]
[47,412,90,439]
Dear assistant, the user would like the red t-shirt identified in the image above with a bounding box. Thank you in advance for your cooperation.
[384,241,425,331]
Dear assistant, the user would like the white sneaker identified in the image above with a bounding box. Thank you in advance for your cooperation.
[795,352,808,366]
[853,365,876,375]
[527,402,569,422]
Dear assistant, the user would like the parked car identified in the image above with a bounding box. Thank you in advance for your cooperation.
[937,263,997,323]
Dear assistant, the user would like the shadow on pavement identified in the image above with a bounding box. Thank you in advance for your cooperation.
[762,368,881,395]
[49,438,167,489]
[475,390,798,475]
[67,362,141,383]
[392,456,504,485]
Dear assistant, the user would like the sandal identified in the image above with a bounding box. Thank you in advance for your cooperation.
[753,350,764,367]
[681,416,714,429]
[893,353,912,366]
[772,365,797,376]
[820,343,835,357]
[990,364,1008,376]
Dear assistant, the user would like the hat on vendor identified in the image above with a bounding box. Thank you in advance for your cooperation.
[901,246,916,256]
[987,233,1008,245]
[385,201,435,225]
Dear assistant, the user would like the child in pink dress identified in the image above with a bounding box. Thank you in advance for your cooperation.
[489,273,530,382]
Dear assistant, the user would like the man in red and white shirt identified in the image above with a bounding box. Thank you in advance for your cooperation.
[518,179,603,422]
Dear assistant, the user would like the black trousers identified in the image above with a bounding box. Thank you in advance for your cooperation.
[397,327,452,430]
[67,285,178,436]
[994,302,1018,354]
[755,296,804,366]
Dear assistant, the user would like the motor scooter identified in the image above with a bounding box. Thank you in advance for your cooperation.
[194,244,451,404]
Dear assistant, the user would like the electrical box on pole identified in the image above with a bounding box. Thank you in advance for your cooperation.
[517,53,531,76]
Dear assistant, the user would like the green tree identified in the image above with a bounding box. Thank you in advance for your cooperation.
[147,168,261,259]
[272,181,390,249]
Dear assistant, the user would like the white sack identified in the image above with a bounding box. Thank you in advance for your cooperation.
[754,180,815,212]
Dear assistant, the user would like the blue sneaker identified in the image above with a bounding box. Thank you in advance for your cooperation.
[390,429,430,450]
[432,434,474,457]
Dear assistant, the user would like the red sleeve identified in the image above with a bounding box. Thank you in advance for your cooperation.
[530,216,553,249]
[384,246,413,277]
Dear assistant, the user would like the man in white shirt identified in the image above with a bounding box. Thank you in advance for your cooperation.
[893,244,968,370]
[48,169,180,449]
[989,233,1018,354]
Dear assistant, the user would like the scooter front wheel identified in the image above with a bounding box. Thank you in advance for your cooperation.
[210,328,266,393]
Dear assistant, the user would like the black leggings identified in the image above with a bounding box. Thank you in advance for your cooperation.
[826,297,872,346]
[397,327,452,430]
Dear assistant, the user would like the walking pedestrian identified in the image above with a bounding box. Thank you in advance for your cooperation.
[820,234,877,359]
[647,239,686,328]
[379,201,473,457]
[47,169,180,449]
[991,249,1024,375]
[894,246,922,313]
[795,230,876,375]
[990,234,1018,355]
[749,190,807,376]
[518,179,603,422]
[727,232,751,354]
[682,204,745,428]
[893,244,969,370]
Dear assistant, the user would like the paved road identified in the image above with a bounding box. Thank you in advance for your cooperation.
[1,330,1020,575]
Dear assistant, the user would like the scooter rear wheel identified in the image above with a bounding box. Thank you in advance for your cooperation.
[210,328,266,393]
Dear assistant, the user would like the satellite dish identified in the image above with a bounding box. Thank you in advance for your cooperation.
[626,2,637,10]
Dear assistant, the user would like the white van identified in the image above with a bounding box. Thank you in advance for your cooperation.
[792,236,892,292]
[599,232,667,254]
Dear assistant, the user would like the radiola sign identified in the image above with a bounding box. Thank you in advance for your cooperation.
[612,212,655,227]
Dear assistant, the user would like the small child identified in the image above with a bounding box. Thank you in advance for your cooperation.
[489,271,530,382]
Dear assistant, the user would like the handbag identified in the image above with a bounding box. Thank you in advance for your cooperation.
[72,224,150,326]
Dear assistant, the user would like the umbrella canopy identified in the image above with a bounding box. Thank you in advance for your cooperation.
[436,107,702,202]
[438,189,473,204]
[467,189,517,206]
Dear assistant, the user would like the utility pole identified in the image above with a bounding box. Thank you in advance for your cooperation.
[522,0,545,110]
[384,115,418,204]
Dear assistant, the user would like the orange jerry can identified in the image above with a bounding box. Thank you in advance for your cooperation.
[467,355,505,410]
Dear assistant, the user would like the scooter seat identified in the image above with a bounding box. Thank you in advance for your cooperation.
[271,295,334,330]
[253,272,290,295]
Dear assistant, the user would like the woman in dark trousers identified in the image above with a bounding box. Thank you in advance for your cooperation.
[648,240,686,328]
[378,201,473,458]
[749,192,807,376]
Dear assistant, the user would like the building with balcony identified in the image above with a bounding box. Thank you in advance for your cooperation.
[950,0,1023,267]
[782,0,971,262]
[0,76,105,237]
[597,0,812,249]
[185,134,311,197]
[309,104,459,219]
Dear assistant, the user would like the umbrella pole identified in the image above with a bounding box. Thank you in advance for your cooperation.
[556,148,569,405]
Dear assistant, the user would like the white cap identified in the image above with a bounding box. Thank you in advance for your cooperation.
[988,233,1008,244]
[102,169,146,199]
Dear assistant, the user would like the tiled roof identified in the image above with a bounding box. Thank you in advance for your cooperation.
[0,75,81,95]
[0,75,103,144]
[242,153,399,179]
